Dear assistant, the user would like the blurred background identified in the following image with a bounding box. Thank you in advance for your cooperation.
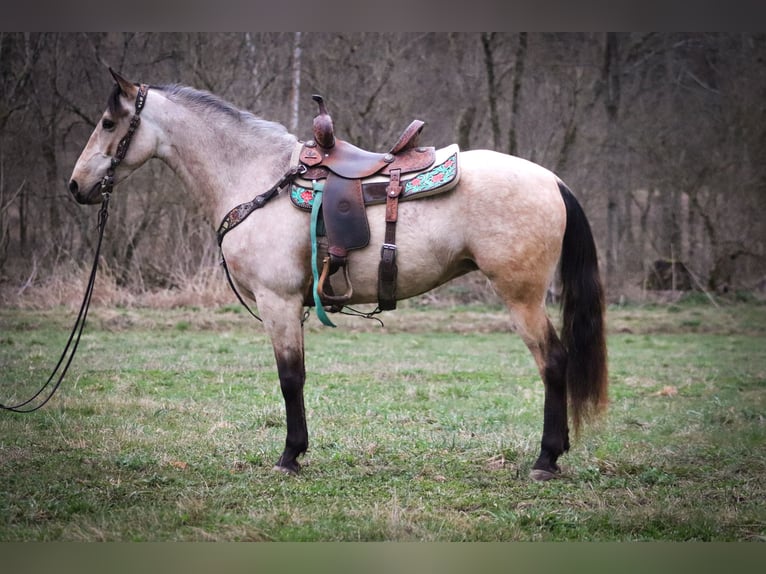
[1,33,764,307]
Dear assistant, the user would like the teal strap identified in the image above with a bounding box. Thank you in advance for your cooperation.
[310,181,336,327]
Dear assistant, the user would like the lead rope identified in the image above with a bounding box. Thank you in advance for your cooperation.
[1,192,111,412]
[1,81,148,413]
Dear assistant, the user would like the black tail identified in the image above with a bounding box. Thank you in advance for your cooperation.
[557,179,608,433]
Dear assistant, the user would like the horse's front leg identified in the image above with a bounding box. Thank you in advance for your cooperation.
[273,342,307,474]
[258,293,308,475]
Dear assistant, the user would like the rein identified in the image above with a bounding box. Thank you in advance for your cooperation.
[0,83,148,413]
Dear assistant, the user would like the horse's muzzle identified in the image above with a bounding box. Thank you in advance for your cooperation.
[68,179,104,205]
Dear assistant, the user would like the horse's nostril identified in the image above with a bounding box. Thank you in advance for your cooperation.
[68,180,79,195]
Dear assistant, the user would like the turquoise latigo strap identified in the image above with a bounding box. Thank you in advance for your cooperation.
[310,180,335,327]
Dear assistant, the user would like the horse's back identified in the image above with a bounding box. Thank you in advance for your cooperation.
[458,149,565,215]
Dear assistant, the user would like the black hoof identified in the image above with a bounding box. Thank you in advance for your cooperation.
[530,456,561,481]
[529,468,559,481]
[273,457,301,475]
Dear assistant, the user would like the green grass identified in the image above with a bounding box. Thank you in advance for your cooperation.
[0,300,764,541]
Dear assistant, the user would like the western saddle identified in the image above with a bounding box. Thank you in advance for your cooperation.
[296,95,459,317]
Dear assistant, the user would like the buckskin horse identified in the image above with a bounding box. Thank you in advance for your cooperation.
[68,70,607,481]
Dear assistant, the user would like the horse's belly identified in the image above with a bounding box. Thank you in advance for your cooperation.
[334,198,476,305]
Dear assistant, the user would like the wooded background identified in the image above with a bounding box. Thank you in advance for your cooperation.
[1,33,764,304]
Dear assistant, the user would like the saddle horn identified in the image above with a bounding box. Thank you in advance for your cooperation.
[311,94,335,149]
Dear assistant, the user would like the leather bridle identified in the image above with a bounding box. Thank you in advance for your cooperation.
[100,83,149,195]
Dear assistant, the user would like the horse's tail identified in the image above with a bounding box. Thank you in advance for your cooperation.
[557,178,608,434]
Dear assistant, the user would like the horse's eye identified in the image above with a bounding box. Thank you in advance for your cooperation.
[102,118,115,131]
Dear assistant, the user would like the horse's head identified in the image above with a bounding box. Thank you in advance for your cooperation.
[68,69,155,204]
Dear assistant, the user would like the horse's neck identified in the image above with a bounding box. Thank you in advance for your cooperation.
[151,94,297,224]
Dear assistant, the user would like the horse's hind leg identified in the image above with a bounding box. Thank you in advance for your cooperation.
[506,301,570,481]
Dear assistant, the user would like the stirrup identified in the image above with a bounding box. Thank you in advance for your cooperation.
[317,256,353,305]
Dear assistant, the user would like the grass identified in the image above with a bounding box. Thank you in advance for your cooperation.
[0,298,764,541]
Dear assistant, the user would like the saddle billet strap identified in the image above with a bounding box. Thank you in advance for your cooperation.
[378,169,403,311]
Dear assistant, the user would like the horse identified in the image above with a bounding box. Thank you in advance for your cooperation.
[68,69,608,481]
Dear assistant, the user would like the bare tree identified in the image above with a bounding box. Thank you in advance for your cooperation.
[289,32,302,133]
[602,32,621,291]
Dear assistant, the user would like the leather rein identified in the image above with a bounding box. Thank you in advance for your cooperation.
[0,84,148,413]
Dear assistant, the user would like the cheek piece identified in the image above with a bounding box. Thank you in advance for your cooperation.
[100,84,149,195]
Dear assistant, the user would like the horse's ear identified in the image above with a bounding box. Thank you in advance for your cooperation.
[109,67,138,99]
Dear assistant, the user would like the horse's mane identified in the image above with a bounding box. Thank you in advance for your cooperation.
[105,82,292,144]
[154,83,291,140]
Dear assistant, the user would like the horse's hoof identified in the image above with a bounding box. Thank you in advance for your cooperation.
[272,459,301,476]
[529,468,558,481]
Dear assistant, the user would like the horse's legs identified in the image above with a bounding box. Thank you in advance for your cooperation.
[273,341,307,474]
[258,293,308,474]
[530,321,570,481]
[507,302,570,481]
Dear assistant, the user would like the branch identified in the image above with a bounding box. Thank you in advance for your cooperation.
[0,179,26,216]
[16,254,38,297]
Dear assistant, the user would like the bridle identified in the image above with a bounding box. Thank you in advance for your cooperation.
[100,83,149,194]
[0,83,149,413]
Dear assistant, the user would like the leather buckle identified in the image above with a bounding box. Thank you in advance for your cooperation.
[380,243,397,264]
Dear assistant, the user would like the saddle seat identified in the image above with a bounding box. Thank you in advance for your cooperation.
[295,95,460,318]
[300,122,434,180]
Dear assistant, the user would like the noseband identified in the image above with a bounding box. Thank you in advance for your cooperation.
[100,83,149,194]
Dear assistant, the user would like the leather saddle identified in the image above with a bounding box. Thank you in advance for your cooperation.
[296,95,459,313]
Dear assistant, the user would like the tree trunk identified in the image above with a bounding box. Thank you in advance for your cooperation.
[456,105,476,151]
[603,32,621,293]
[481,33,501,150]
[289,32,302,133]
[507,32,527,156]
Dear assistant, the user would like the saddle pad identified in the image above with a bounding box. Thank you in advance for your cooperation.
[290,144,460,211]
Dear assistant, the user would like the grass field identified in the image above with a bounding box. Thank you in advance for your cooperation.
[1,297,764,541]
